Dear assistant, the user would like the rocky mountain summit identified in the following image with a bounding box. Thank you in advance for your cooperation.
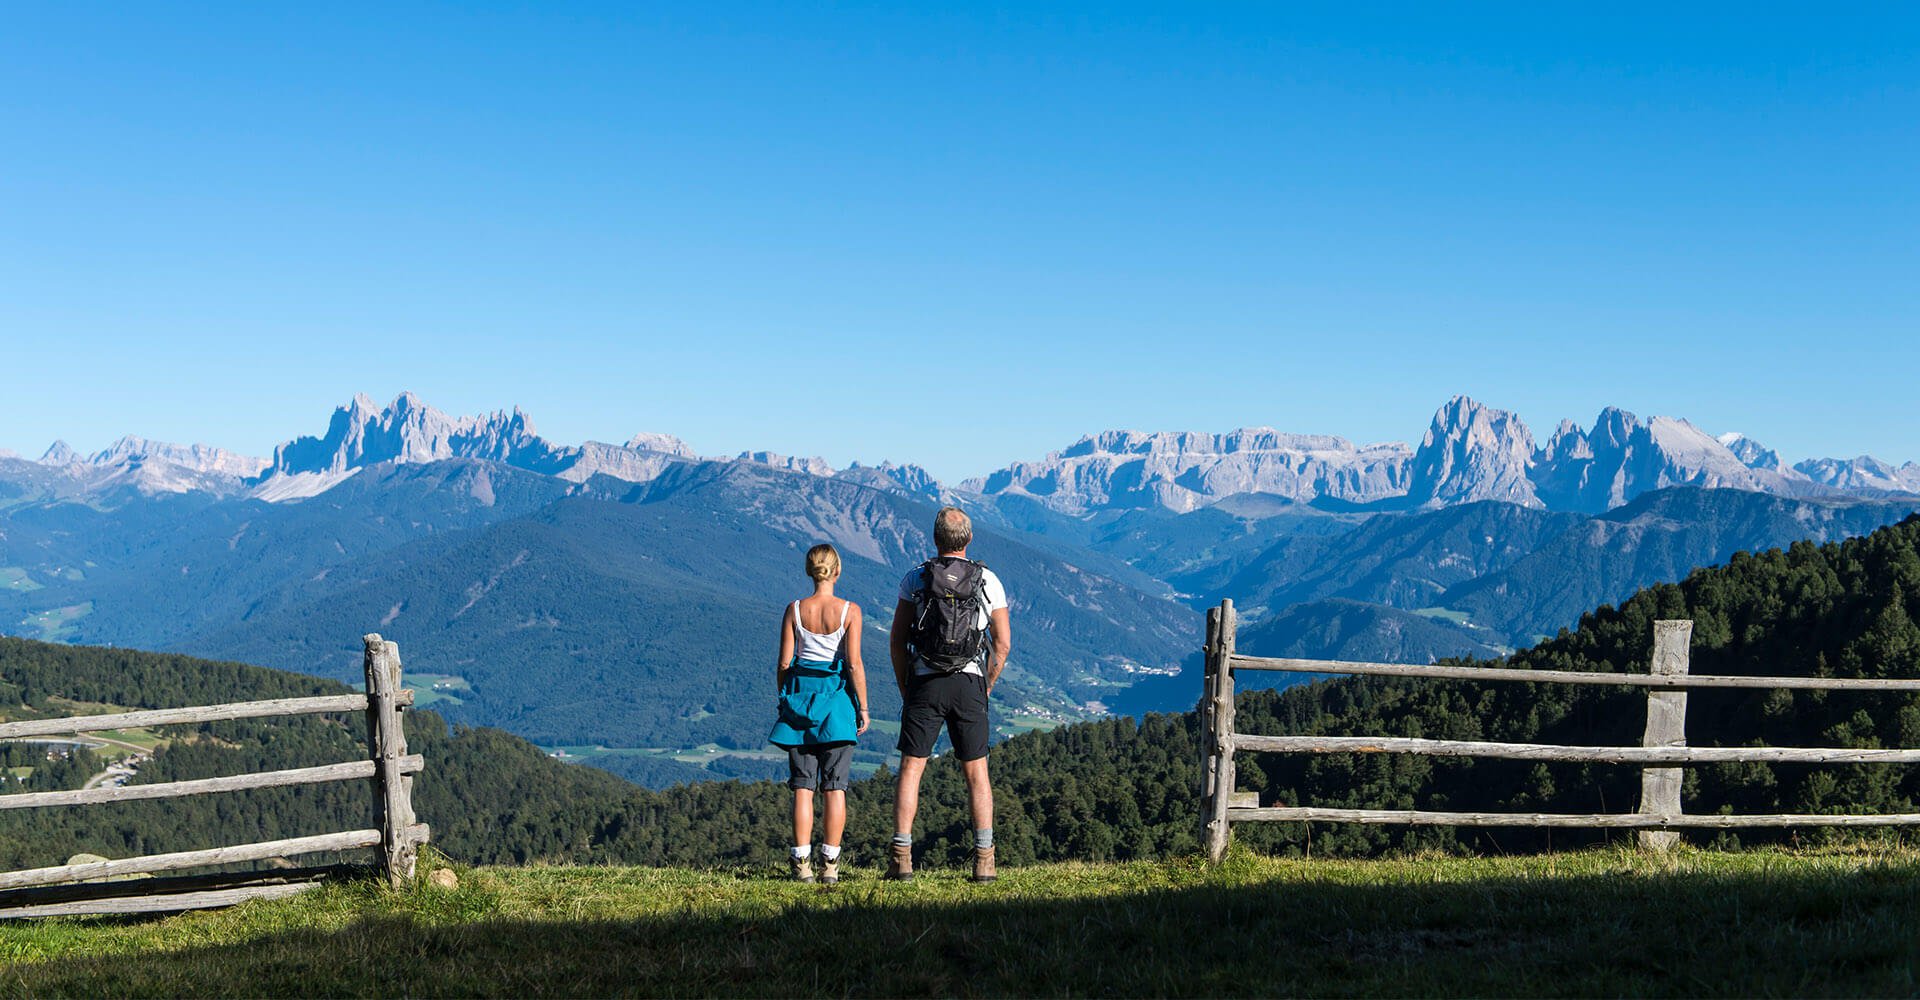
[1793,455,1920,493]
[1404,397,1539,508]
[253,393,699,499]
[268,392,572,478]
[1719,433,1789,473]
[971,397,1917,516]
[1527,409,1800,513]
[961,429,1414,514]
[24,435,269,496]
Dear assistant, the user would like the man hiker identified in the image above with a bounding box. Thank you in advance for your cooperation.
[887,506,1011,883]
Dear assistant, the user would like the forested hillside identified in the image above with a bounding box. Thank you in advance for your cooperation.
[1234,513,1920,855]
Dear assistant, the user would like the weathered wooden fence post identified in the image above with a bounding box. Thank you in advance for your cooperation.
[363,633,424,885]
[1637,619,1693,851]
[1204,600,1238,862]
[1200,606,1221,846]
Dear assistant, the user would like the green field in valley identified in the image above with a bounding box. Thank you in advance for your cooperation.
[16,603,93,642]
[401,674,473,708]
[3,846,1918,997]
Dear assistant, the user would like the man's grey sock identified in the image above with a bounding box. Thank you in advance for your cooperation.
[975,827,993,850]
[891,833,912,847]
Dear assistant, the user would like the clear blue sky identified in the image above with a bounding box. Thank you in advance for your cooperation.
[3,3,1915,481]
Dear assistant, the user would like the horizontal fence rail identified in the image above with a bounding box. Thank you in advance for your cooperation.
[0,756,423,811]
[0,691,411,741]
[1226,807,1920,828]
[1230,655,1920,690]
[1199,601,1920,861]
[0,830,385,892]
[1233,734,1920,765]
[0,632,430,917]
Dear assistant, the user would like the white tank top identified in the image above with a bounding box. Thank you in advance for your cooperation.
[791,599,851,661]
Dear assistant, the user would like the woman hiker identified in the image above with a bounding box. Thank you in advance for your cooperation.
[768,543,870,883]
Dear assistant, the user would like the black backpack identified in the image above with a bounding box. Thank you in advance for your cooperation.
[909,557,991,674]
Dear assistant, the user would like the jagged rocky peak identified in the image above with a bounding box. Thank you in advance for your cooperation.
[737,451,835,477]
[250,392,712,500]
[1406,396,1541,508]
[837,461,946,501]
[1058,428,1364,459]
[1719,433,1786,472]
[1794,455,1920,493]
[1531,407,1766,513]
[624,432,695,458]
[965,426,1413,514]
[1541,420,1593,463]
[268,392,567,477]
[87,436,270,478]
[39,440,79,465]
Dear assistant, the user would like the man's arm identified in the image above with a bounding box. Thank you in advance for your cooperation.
[889,599,915,694]
[985,607,1011,694]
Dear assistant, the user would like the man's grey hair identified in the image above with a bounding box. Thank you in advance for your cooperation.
[933,506,973,553]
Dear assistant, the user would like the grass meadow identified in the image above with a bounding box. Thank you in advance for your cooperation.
[3,845,1918,996]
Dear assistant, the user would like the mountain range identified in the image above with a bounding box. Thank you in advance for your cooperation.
[15,393,1916,517]
[970,396,1915,516]
[5,391,1916,784]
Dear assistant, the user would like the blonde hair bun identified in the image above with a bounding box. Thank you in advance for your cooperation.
[805,543,841,581]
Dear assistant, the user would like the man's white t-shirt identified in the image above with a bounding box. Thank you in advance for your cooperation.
[897,562,1007,678]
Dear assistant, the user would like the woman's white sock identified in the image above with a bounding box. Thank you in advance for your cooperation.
[821,844,842,861]
[791,844,812,860]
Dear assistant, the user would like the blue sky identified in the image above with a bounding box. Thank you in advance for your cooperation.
[3,4,1915,481]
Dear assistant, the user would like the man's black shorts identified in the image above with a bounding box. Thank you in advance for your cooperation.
[897,671,990,761]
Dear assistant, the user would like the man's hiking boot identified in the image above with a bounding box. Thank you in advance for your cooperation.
[791,856,815,883]
[821,854,840,885]
[884,841,914,881]
[972,845,997,883]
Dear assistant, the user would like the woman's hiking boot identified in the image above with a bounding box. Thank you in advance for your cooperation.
[884,841,914,881]
[821,854,840,885]
[971,846,997,883]
[791,856,815,883]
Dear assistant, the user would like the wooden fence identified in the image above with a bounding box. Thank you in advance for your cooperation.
[1199,599,1920,862]
[0,633,428,917]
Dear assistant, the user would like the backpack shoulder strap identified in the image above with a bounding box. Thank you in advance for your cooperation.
[965,559,989,596]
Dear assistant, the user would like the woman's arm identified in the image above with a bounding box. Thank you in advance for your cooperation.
[845,603,871,734]
[776,604,796,693]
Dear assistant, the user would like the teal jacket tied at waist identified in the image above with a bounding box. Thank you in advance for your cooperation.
[768,658,858,748]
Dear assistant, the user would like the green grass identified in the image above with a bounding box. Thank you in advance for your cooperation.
[1004,713,1063,734]
[17,602,93,642]
[4,846,1920,996]
[0,701,166,762]
[1412,606,1470,625]
[88,729,164,756]
[0,568,42,593]
[402,674,473,708]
